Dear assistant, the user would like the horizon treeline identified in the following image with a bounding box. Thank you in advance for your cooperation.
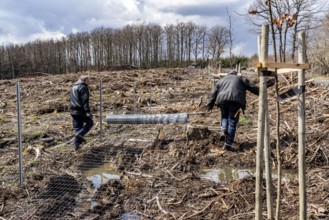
[0,21,250,79]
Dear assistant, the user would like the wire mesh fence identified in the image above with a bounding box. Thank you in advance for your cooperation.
[0,69,219,219]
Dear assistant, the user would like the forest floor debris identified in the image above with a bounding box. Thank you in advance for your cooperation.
[0,68,328,219]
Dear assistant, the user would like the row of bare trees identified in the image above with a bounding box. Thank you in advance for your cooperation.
[0,21,231,79]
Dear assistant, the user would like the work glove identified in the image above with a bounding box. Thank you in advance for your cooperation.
[266,78,276,88]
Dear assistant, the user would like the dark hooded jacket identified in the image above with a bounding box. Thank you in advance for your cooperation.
[70,80,91,115]
[207,71,259,111]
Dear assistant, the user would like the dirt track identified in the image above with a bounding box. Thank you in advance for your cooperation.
[0,68,328,219]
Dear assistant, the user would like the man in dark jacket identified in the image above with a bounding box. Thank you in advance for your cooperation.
[70,75,94,150]
[205,70,259,151]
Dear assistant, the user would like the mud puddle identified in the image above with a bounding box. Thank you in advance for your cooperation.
[78,163,120,209]
[88,173,120,192]
[81,163,141,219]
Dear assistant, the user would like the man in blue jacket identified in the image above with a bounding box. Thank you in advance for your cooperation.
[205,70,260,151]
[70,75,94,150]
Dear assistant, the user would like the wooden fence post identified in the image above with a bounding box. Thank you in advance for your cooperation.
[255,24,269,220]
[298,31,306,220]
[259,29,274,219]
[218,62,222,74]
[264,104,273,219]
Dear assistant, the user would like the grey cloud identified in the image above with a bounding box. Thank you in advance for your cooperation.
[0,0,126,34]
[136,0,146,12]
[160,2,241,18]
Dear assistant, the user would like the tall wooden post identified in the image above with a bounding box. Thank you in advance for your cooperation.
[261,31,273,219]
[218,62,222,74]
[264,103,273,219]
[255,24,269,220]
[298,31,306,220]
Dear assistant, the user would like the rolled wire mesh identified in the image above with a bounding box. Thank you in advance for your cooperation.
[106,113,189,124]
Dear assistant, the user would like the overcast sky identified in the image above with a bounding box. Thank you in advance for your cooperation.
[0,0,258,56]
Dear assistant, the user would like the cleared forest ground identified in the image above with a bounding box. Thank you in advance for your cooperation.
[0,68,328,219]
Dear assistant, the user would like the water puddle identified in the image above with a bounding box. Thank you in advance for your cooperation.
[79,163,120,208]
[83,163,119,179]
[85,164,120,192]
[200,166,296,183]
[87,173,120,192]
[80,163,141,219]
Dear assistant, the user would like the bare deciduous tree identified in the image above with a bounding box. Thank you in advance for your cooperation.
[191,25,207,65]
[206,25,229,61]
[226,7,234,68]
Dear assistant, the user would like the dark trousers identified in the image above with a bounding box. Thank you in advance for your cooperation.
[71,114,94,146]
[219,102,240,146]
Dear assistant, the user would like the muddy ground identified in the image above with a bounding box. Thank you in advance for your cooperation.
[0,68,328,219]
